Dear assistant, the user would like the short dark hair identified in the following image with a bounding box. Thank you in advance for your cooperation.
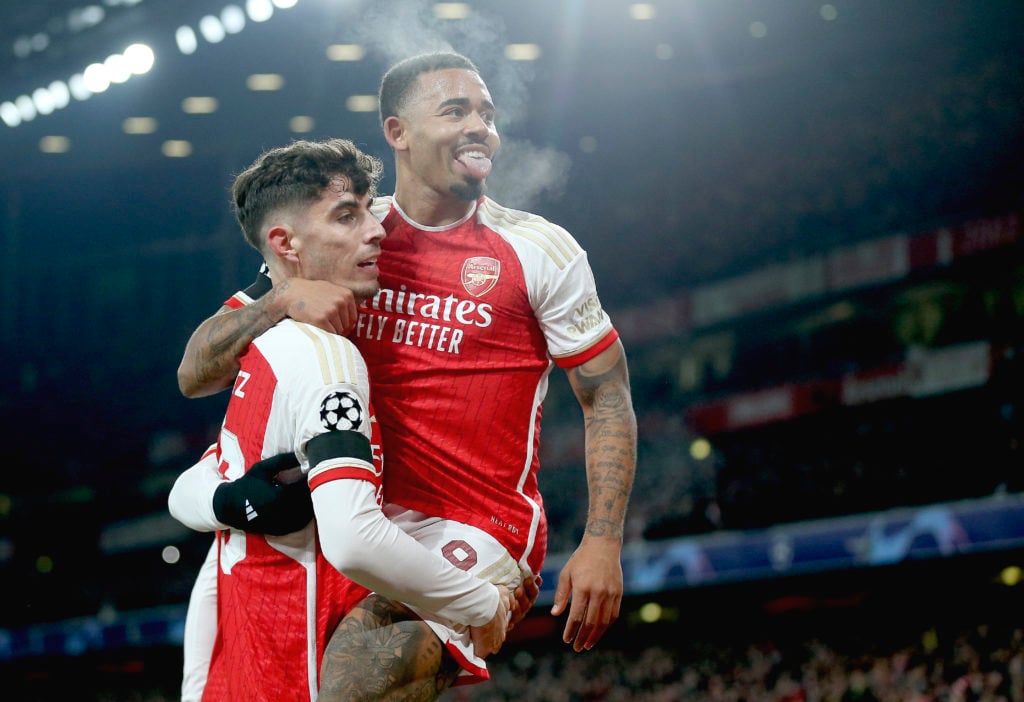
[231,138,383,250]
[378,52,480,127]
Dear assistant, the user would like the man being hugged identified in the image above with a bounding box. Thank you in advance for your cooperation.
[169,137,511,702]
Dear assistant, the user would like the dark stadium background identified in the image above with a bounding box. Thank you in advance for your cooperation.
[1,0,1022,699]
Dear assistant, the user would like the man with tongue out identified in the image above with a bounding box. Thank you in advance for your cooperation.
[177,52,637,700]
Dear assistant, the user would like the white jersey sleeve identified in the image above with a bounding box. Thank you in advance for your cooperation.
[168,446,229,532]
[254,321,377,483]
[312,480,500,627]
[479,199,616,365]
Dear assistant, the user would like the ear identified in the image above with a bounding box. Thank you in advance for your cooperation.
[266,224,299,263]
[383,115,408,151]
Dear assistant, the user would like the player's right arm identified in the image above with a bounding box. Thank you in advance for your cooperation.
[308,440,507,634]
[177,277,360,398]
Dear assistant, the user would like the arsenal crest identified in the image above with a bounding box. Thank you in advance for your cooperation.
[461,256,500,297]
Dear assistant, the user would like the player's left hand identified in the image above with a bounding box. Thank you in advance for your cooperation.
[213,452,313,535]
[469,585,513,658]
[507,574,541,631]
[550,537,623,652]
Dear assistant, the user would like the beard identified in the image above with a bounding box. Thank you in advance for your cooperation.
[451,177,485,201]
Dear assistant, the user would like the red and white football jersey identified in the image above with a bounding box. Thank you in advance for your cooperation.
[351,196,619,576]
[202,320,379,702]
[225,196,619,578]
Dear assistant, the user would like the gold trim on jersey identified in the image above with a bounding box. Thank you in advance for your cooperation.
[370,196,393,221]
[479,199,581,270]
[294,322,359,385]
[474,550,523,586]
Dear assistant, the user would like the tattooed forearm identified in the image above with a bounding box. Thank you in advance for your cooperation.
[178,284,292,397]
[567,341,638,541]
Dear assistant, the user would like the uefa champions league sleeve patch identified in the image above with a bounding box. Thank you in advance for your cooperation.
[319,390,364,431]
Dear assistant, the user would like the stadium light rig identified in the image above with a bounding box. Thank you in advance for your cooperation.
[1,42,155,128]
[2,0,302,129]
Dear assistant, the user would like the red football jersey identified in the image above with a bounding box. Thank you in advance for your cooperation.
[351,196,619,576]
[202,321,378,702]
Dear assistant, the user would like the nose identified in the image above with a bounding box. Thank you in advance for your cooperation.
[365,214,386,242]
[464,110,490,136]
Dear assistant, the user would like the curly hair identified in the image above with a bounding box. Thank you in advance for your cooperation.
[231,138,383,250]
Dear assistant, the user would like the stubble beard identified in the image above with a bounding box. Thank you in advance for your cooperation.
[351,281,381,305]
[451,178,485,202]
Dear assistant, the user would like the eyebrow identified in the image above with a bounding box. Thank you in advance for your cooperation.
[437,96,496,112]
[328,192,360,214]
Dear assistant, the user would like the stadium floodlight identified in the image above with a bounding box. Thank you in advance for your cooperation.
[105,53,132,84]
[83,62,111,93]
[629,3,656,21]
[273,0,298,8]
[39,136,71,154]
[13,36,32,59]
[181,96,219,114]
[289,115,314,133]
[247,0,274,22]
[247,73,284,91]
[199,15,226,43]
[32,87,56,115]
[15,95,37,121]
[124,43,155,74]
[505,44,542,61]
[326,44,365,62]
[162,140,193,157]
[123,117,158,134]
[69,5,106,32]
[68,74,92,101]
[176,26,198,54]
[48,81,71,109]
[345,95,378,112]
[31,32,51,52]
[434,3,471,20]
[0,102,21,127]
[221,5,247,34]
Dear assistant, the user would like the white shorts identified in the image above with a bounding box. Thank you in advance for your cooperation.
[384,504,525,685]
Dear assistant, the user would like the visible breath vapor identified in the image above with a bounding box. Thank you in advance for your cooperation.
[351,0,530,124]
[487,139,572,211]
[348,0,571,210]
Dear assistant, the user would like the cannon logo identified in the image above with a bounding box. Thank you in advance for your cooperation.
[461,256,500,297]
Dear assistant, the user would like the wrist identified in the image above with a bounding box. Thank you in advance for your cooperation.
[259,283,293,324]
[582,519,626,543]
[211,482,231,524]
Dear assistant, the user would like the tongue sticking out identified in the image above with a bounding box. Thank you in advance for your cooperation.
[457,152,492,180]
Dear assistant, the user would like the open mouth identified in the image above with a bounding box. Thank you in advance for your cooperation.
[455,148,492,180]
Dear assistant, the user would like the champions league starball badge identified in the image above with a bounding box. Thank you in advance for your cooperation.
[319,390,364,431]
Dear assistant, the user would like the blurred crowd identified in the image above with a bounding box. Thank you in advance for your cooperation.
[8,613,1021,702]
[451,621,1024,702]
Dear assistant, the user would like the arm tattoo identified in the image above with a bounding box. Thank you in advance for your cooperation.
[319,595,460,702]
[188,284,290,388]
[568,349,638,540]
